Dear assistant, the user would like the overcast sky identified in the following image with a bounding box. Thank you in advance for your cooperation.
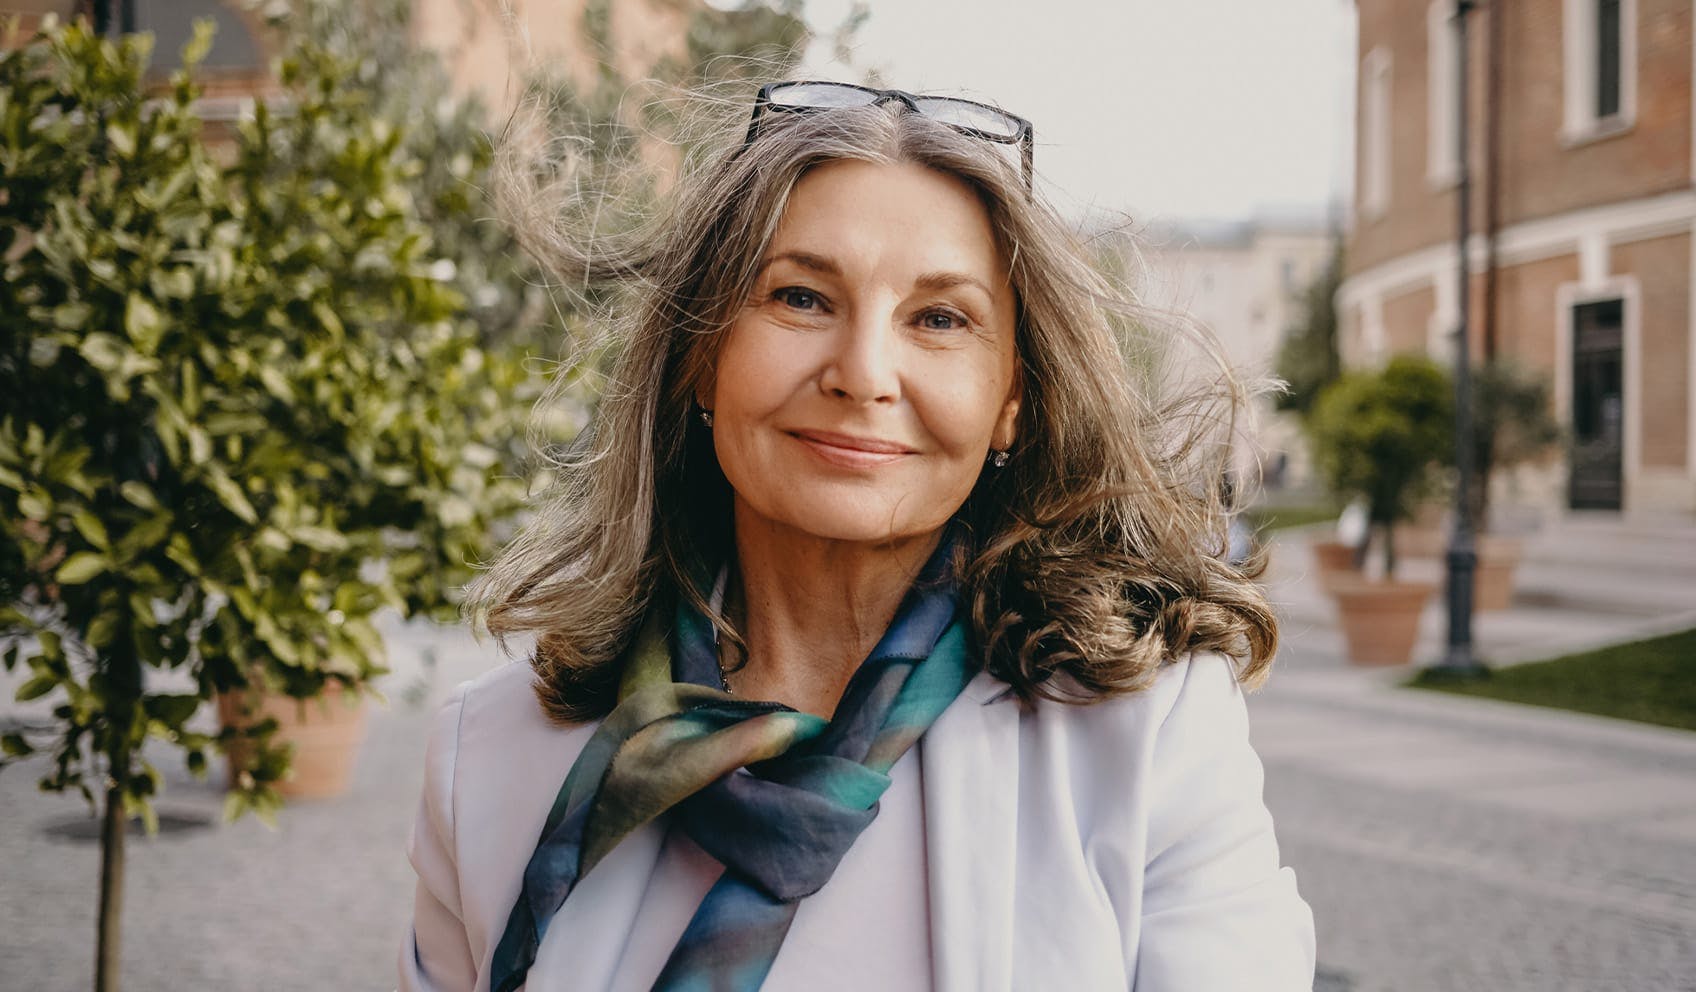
[786,0,1358,224]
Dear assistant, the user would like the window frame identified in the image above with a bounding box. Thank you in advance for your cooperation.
[1360,46,1393,221]
[1426,0,1461,189]
[1562,0,1638,146]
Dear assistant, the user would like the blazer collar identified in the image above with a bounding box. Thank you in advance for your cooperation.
[920,670,1020,992]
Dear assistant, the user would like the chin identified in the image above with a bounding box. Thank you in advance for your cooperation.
[759,492,956,547]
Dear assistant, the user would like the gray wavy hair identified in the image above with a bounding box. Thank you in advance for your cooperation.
[467,85,1279,723]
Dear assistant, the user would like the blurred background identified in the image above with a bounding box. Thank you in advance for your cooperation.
[1,1,1692,990]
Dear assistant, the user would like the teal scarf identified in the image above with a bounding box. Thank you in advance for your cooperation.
[490,537,972,992]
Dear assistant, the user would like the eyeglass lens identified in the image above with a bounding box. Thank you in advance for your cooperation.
[766,82,881,109]
[911,98,1022,140]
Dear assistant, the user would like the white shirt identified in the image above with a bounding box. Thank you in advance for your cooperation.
[605,749,932,991]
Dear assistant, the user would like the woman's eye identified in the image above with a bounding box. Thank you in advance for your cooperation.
[920,309,966,331]
[776,287,820,311]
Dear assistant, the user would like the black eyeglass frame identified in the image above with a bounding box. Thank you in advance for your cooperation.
[743,81,1036,191]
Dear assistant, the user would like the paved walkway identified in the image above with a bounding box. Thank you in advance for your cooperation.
[1,515,1693,990]
[1253,514,1696,991]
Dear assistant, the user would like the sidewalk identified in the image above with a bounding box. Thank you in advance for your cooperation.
[0,617,497,992]
[1251,516,1696,991]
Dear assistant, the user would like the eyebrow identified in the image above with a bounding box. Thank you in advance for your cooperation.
[756,250,842,278]
[913,270,994,298]
[758,251,995,298]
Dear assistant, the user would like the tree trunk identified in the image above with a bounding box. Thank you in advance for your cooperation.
[1380,521,1398,579]
[95,749,129,992]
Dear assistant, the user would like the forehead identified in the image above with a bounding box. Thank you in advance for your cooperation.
[766,159,1009,283]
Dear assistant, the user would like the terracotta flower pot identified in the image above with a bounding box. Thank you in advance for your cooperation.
[1473,535,1523,612]
[1393,521,1447,560]
[1328,578,1436,666]
[1310,539,1362,583]
[217,686,368,800]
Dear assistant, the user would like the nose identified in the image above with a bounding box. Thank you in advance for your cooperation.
[818,307,901,406]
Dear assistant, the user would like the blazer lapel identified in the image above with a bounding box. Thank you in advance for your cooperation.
[921,671,1020,992]
[525,813,666,990]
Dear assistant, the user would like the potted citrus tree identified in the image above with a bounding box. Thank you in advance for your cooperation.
[0,19,531,988]
[1308,356,1454,665]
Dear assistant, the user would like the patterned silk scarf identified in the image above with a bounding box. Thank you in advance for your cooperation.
[489,536,973,992]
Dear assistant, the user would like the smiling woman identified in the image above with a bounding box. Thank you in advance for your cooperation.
[397,81,1315,992]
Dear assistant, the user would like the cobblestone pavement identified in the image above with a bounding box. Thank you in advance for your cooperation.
[1253,514,1696,991]
[1252,676,1696,991]
[1,515,1693,990]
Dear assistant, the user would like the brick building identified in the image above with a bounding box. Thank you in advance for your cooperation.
[1340,0,1696,515]
[3,0,692,127]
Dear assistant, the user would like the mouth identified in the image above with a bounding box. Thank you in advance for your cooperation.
[788,429,917,468]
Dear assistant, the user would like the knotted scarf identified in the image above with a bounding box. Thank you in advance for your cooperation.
[489,536,973,992]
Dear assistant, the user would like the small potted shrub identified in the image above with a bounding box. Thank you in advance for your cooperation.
[1308,356,1454,665]
[1467,361,1562,610]
[1308,500,1367,585]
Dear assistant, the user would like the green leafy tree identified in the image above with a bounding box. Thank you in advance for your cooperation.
[1308,355,1454,576]
[0,19,532,989]
[1471,360,1562,528]
[1275,240,1344,418]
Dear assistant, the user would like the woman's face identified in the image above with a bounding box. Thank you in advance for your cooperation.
[706,159,1021,547]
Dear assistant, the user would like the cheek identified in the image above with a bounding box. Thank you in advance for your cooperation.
[711,321,788,418]
[914,361,1015,454]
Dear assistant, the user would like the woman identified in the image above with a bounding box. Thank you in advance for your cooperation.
[400,81,1315,991]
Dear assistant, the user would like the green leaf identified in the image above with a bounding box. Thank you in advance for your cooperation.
[1,733,33,758]
[290,526,349,552]
[16,675,58,702]
[70,509,112,551]
[85,610,121,650]
[143,693,202,727]
[52,301,93,330]
[203,468,258,524]
[77,332,127,374]
[107,122,136,156]
[17,489,50,521]
[257,365,294,403]
[114,510,173,561]
[55,551,109,585]
[124,294,166,354]
[119,481,161,511]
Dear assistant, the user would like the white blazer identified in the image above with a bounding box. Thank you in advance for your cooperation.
[399,652,1316,991]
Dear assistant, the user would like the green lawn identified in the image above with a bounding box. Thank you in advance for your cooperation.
[1245,503,1339,534]
[1406,627,1696,731]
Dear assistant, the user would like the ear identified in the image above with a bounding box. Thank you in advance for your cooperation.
[991,387,1021,452]
[693,364,718,415]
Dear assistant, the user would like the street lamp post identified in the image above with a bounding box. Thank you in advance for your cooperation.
[1431,0,1490,678]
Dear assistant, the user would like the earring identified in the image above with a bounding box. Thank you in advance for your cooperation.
[698,408,714,428]
[989,449,1009,468]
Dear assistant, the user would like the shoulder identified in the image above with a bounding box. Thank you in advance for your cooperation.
[999,652,1262,843]
[453,657,555,731]
[425,660,599,823]
[1017,651,1249,754]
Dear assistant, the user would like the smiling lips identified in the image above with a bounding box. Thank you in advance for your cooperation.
[789,429,916,469]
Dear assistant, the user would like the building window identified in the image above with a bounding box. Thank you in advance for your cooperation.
[1427,0,1459,186]
[1596,0,1622,119]
[1361,48,1392,221]
[1563,0,1636,143]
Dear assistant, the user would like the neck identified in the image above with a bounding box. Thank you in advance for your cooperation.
[726,506,943,717]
